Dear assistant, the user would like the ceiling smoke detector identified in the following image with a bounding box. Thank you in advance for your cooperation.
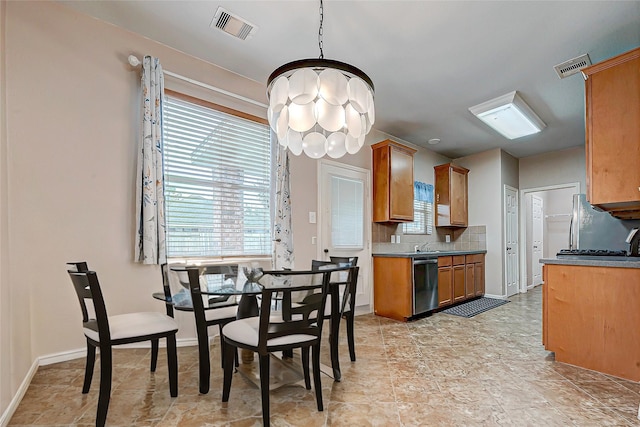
[210,7,258,40]
[553,54,591,79]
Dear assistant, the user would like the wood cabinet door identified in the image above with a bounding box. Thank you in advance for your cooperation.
[474,262,485,296]
[389,146,415,221]
[437,266,453,307]
[465,263,475,298]
[585,48,640,209]
[434,163,469,227]
[372,140,416,222]
[373,257,413,321]
[450,168,468,226]
[453,264,466,302]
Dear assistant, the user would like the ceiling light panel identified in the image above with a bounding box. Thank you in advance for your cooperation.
[469,91,546,140]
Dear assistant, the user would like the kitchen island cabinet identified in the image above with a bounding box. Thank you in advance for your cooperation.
[582,47,640,219]
[371,140,417,223]
[542,260,640,381]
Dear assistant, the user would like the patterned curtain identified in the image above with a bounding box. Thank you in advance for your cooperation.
[415,181,434,203]
[273,145,294,269]
[135,56,166,264]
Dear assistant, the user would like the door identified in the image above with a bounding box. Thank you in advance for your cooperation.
[531,195,544,286]
[504,185,520,297]
[319,160,371,308]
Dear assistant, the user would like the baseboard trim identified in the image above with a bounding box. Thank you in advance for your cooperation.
[483,293,506,299]
[0,359,38,427]
[39,338,199,366]
[1,337,199,425]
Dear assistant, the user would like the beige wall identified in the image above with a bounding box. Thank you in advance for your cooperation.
[519,146,586,191]
[455,149,504,296]
[0,0,275,413]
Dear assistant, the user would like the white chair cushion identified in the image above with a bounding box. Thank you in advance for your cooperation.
[205,305,238,322]
[84,312,178,342]
[222,317,316,348]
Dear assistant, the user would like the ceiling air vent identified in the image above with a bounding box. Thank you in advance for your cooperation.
[553,54,592,79]
[210,7,258,40]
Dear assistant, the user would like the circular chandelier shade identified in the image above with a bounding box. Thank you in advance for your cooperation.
[267,58,375,159]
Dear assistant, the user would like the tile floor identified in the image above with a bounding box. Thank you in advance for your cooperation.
[9,286,640,426]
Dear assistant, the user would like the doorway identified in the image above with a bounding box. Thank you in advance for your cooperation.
[318,160,371,311]
[504,185,519,297]
[519,183,580,292]
[530,195,544,286]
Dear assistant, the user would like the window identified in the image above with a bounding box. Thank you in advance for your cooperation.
[403,182,434,235]
[330,175,364,248]
[162,91,272,259]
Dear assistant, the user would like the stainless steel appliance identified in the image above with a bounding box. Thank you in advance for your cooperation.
[569,194,640,252]
[413,257,438,315]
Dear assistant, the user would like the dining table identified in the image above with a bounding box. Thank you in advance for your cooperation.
[169,264,352,382]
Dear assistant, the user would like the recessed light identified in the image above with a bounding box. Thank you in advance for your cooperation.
[428,138,441,145]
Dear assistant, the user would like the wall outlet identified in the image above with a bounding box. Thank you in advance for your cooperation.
[445,234,451,243]
[391,235,396,243]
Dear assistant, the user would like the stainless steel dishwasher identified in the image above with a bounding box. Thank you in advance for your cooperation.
[413,258,439,315]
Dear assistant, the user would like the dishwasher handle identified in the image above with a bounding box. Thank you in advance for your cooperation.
[413,258,438,265]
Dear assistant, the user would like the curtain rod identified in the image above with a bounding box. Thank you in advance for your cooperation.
[128,55,268,109]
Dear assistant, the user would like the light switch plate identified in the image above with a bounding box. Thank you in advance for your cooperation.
[309,211,316,223]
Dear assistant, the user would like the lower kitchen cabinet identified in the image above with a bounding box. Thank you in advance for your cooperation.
[465,263,475,298]
[466,253,485,296]
[373,256,413,321]
[438,253,485,309]
[452,256,466,303]
[374,252,486,320]
[437,257,453,307]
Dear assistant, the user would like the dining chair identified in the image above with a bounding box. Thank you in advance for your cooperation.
[67,265,178,427]
[303,259,360,362]
[71,261,165,372]
[181,265,240,394]
[221,269,332,426]
[329,256,359,362]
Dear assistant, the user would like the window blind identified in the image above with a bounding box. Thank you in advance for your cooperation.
[403,182,434,235]
[163,95,272,258]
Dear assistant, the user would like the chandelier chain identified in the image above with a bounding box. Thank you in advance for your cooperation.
[318,0,324,59]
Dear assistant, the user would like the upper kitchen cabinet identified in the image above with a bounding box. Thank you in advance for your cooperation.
[372,140,417,223]
[434,163,469,227]
[583,47,640,219]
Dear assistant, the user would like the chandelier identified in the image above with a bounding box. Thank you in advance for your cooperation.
[266,0,375,159]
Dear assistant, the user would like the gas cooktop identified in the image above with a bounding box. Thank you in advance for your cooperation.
[556,249,628,257]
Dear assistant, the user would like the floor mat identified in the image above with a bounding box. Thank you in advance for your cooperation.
[442,297,509,318]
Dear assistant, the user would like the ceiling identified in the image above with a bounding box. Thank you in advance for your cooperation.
[58,1,640,159]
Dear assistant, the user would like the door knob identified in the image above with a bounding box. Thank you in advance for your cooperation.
[324,249,329,253]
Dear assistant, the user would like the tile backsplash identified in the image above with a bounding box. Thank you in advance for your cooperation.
[372,223,486,254]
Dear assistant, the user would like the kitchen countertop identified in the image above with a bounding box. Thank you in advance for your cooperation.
[373,250,486,258]
[540,256,640,268]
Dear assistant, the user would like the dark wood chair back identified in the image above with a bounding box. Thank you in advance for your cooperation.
[67,270,110,345]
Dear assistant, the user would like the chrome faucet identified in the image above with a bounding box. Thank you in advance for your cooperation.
[415,242,432,252]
